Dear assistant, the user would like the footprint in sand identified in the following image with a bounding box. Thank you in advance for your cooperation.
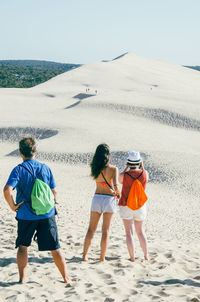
[164,252,173,258]
[71,266,77,271]
[64,287,77,296]
[5,295,20,302]
[164,252,176,263]
[86,289,94,294]
[96,271,116,285]
[74,242,81,246]
[104,276,116,285]
[150,258,157,264]
[158,264,167,269]
[85,283,93,288]
[136,283,144,288]
[115,261,130,268]
[103,273,112,279]
[114,269,125,276]
[157,289,170,297]
[104,298,115,302]
[151,295,160,300]
[131,289,138,295]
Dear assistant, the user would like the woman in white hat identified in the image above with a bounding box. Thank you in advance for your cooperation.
[83,143,120,262]
[118,151,149,261]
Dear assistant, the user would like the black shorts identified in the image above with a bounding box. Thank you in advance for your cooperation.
[16,215,60,251]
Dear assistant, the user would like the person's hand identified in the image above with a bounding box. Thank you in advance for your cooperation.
[115,187,121,199]
[124,164,130,173]
[116,192,121,199]
[140,161,144,170]
[11,201,24,212]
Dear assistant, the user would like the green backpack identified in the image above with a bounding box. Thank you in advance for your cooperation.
[19,164,55,215]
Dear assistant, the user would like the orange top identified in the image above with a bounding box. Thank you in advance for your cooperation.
[96,181,111,188]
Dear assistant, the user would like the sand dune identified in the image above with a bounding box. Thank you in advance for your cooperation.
[0,53,200,301]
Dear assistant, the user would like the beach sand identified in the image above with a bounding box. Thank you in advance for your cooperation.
[0,53,200,301]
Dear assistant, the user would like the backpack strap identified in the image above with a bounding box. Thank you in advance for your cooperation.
[126,170,143,181]
[38,164,44,181]
[19,163,43,179]
[19,164,35,178]
[17,165,34,202]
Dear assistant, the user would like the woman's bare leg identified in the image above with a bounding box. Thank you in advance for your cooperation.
[83,212,101,261]
[100,213,113,261]
[123,219,135,261]
[134,220,148,260]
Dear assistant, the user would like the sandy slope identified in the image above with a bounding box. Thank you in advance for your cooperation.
[0,53,200,301]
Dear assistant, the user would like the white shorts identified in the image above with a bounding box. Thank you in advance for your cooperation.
[119,204,147,221]
[91,194,117,214]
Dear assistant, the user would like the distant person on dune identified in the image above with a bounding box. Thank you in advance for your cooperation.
[118,151,149,261]
[3,137,70,284]
[83,143,120,261]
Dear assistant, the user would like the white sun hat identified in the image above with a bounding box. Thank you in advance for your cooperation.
[126,151,142,164]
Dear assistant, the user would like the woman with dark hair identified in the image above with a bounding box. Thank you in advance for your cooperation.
[83,143,120,262]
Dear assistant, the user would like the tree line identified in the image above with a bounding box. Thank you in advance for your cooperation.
[0,60,81,88]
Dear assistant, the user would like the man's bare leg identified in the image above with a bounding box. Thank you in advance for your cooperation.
[51,249,70,283]
[17,245,28,283]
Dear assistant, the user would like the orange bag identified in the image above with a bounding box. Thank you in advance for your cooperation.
[126,173,148,211]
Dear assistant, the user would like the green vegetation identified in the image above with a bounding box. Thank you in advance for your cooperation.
[0,60,81,88]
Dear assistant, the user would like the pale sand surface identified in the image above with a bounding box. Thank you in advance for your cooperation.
[0,53,200,301]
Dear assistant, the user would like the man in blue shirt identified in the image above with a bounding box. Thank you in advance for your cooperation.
[3,137,70,284]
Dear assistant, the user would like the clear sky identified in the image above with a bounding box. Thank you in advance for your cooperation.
[0,0,200,65]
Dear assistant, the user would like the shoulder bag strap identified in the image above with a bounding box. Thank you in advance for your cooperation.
[100,171,116,194]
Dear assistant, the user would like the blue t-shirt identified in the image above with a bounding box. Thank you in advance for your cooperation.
[6,159,56,220]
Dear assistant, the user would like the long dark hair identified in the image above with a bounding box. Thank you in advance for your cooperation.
[90,143,110,179]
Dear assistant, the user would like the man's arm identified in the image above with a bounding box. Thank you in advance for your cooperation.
[3,185,24,212]
[51,188,58,204]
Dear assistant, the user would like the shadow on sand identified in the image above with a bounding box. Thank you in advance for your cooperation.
[85,103,200,132]
[139,278,200,288]
[65,93,95,109]
[0,257,53,267]
[0,127,58,142]
[0,280,42,287]
[66,256,83,263]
